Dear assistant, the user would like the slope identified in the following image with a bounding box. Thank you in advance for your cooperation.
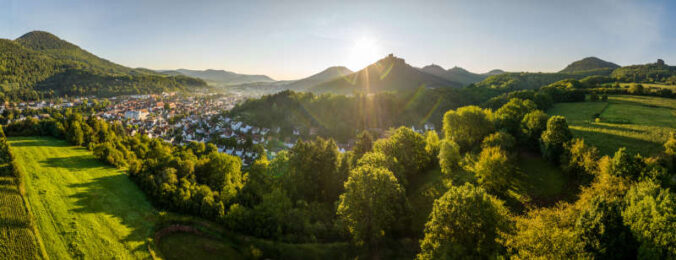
[0,31,207,98]
[8,137,158,259]
[559,57,620,74]
[163,69,275,86]
[311,54,462,94]
[421,65,489,86]
[285,66,353,91]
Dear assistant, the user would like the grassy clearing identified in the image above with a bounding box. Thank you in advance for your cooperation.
[547,95,676,155]
[9,137,158,259]
[512,151,573,207]
[0,173,43,259]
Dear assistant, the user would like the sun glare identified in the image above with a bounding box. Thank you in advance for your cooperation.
[346,37,381,71]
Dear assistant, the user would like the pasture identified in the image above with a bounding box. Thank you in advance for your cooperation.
[9,137,158,259]
[547,95,676,155]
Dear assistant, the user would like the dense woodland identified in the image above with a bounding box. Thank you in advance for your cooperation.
[0,31,207,100]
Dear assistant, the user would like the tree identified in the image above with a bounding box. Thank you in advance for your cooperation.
[622,181,676,258]
[540,116,572,163]
[424,130,440,162]
[506,204,587,258]
[285,137,341,203]
[337,165,405,249]
[373,127,429,187]
[469,146,514,196]
[68,121,84,146]
[590,93,599,102]
[610,147,642,180]
[196,151,243,202]
[481,131,516,151]
[575,196,637,258]
[520,110,549,146]
[438,139,461,178]
[664,133,676,169]
[494,98,537,135]
[417,183,510,259]
[562,138,600,178]
[443,106,494,151]
[628,83,644,95]
[353,130,374,160]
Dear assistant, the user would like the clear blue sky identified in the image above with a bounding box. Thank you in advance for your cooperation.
[1,0,674,80]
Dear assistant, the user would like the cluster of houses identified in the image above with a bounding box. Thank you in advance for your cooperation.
[4,93,438,166]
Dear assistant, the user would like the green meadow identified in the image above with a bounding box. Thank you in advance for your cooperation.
[547,95,676,156]
[9,137,159,259]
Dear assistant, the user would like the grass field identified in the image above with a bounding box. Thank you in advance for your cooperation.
[9,137,159,259]
[0,172,44,259]
[512,151,573,207]
[7,136,352,259]
[547,95,676,155]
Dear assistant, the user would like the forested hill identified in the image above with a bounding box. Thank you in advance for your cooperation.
[0,31,207,100]
[611,59,676,83]
[420,65,498,86]
[160,68,275,86]
[311,54,463,94]
[559,57,620,74]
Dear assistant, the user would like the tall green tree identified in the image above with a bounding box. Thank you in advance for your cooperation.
[622,181,676,258]
[576,196,637,259]
[469,146,514,196]
[540,116,572,163]
[443,105,494,151]
[373,127,429,187]
[520,110,549,146]
[494,98,537,135]
[417,183,510,259]
[337,165,406,249]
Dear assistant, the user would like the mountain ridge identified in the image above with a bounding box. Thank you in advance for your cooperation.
[311,54,462,94]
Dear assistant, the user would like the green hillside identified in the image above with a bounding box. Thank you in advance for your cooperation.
[559,57,619,74]
[162,68,275,86]
[0,31,207,99]
[8,137,158,259]
[611,59,676,84]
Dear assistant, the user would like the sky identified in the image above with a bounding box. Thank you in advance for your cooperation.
[1,0,674,80]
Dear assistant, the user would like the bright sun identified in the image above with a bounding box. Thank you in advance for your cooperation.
[346,37,381,71]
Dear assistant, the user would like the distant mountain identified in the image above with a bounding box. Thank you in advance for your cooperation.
[420,65,505,86]
[483,69,505,76]
[312,54,462,94]
[285,66,353,91]
[161,69,275,86]
[560,57,620,74]
[0,31,206,98]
